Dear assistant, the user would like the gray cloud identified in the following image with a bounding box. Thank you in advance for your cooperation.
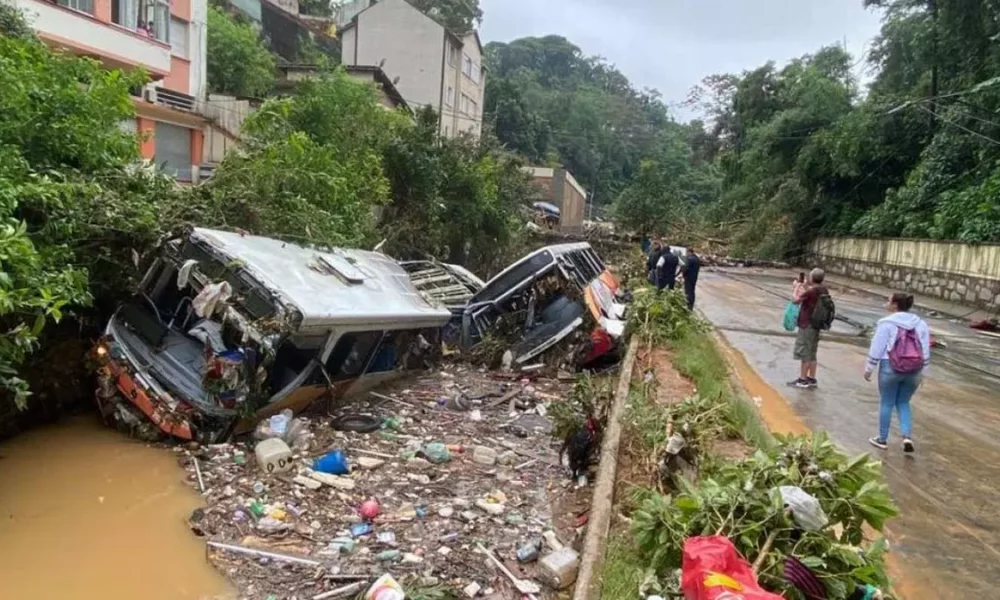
[479,0,883,120]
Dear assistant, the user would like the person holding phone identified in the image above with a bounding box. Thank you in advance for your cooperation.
[790,269,830,388]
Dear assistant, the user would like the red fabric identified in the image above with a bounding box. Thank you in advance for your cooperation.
[681,536,783,600]
[796,286,826,329]
[583,328,615,364]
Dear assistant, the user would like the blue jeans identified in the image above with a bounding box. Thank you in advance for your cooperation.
[877,360,921,440]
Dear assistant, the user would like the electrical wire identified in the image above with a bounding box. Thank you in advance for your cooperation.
[914,103,1000,146]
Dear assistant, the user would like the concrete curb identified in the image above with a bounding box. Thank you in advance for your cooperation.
[571,337,640,600]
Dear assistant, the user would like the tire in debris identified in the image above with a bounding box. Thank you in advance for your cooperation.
[330,414,382,433]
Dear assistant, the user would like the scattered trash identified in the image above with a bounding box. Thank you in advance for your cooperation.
[313,581,367,600]
[356,456,385,470]
[463,582,482,598]
[255,438,294,474]
[331,414,383,433]
[472,446,498,466]
[477,544,542,595]
[421,442,451,464]
[359,499,381,521]
[308,470,356,490]
[517,539,542,562]
[779,486,829,532]
[314,450,350,475]
[365,574,405,600]
[192,457,205,493]
[665,433,686,456]
[681,536,782,600]
[180,364,593,599]
[539,547,581,589]
[292,475,323,490]
[375,549,402,562]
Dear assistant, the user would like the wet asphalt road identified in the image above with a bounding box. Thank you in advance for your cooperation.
[697,269,1000,600]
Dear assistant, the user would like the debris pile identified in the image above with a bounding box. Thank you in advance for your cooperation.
[180,364,601,599]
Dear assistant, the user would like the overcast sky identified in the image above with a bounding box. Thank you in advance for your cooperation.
[479,0,885,121]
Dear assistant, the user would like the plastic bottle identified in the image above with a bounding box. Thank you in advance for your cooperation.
[269,409,293,436]
[516,539,541,562]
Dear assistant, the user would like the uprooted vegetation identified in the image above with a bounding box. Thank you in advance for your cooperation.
[602,286,899,600]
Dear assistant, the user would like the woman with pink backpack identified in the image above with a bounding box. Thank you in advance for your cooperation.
[864,293,931,453]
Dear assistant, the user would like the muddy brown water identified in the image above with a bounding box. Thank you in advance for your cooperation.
[0,416,234,600]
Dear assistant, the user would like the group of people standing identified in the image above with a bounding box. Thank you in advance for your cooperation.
[645,240,701,310]
[790,268,931,454]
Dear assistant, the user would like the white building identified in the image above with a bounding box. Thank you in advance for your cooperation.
[338,0,485,138]
[9,0,209,182]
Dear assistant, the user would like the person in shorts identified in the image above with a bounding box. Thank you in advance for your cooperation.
[790,269,828,388]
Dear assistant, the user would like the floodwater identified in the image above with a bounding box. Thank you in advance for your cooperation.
[0,416,235,600]
[698,269,1000,600]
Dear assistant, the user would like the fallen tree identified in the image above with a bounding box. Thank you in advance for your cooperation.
[602,288,898,600]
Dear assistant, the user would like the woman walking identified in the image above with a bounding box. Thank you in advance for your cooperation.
[865,293,931,453]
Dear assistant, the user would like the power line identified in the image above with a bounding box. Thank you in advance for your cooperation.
[914,103,1000,146]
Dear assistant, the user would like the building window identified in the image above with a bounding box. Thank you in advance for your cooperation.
[57,0,94,14]
[154,122,192,182]
[472,65,481,84]
[462,55,472,78]
[113,0,170,43]
[170,17,189,58]
[448,44,460,68]
[445,86,454,108]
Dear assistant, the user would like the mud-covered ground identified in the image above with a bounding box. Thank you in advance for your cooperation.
[180,363,607,599]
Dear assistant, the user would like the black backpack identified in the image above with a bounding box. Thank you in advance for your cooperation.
[810,290,836,330]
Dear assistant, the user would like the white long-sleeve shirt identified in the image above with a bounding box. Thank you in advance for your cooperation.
[865,312,931,373]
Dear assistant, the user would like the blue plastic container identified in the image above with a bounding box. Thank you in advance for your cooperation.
[314,450,350,475]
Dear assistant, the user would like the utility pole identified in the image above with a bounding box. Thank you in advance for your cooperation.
[929,0,939,116]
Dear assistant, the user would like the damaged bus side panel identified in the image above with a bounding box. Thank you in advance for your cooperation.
[93,228,451,443]
[454,243,629,367]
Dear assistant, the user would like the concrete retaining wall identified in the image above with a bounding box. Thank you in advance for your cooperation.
[810,237,1000,310]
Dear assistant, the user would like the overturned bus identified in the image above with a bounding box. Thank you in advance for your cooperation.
[92,228,451,442]
[456,242,628,367]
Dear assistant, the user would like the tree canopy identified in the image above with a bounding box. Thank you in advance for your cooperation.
[207,6,276,98]
[686,0,1000,257]
[410,0,483,34]
[483,36,677,209]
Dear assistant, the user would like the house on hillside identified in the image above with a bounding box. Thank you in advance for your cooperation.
[275,64,410,112]
[10,0,210,182]
[525,167,588,234]
[338,0,485,138]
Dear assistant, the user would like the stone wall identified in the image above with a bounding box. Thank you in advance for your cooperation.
[810,237,1000,311]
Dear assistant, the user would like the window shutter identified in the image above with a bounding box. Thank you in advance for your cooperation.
[170,18,189,58]
[154,122,192,182]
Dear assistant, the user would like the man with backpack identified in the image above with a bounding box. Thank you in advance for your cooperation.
[864,293,930,453]
[790,268,835,389]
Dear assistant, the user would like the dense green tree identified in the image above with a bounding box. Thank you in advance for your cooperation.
[379,108,530,269]
[613,127,721,236]
[692,0,1000,257]
[484,36,672,208]
[410,0,483,34]
[0,6,185,408]
[207,6,276,98]
[204,69,408,246]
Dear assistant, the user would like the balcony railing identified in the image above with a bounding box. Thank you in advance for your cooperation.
[16,0,172,74]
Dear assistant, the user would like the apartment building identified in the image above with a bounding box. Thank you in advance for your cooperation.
[338,0,485,138]
[10,0,209,182]
[526,167,588,233]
